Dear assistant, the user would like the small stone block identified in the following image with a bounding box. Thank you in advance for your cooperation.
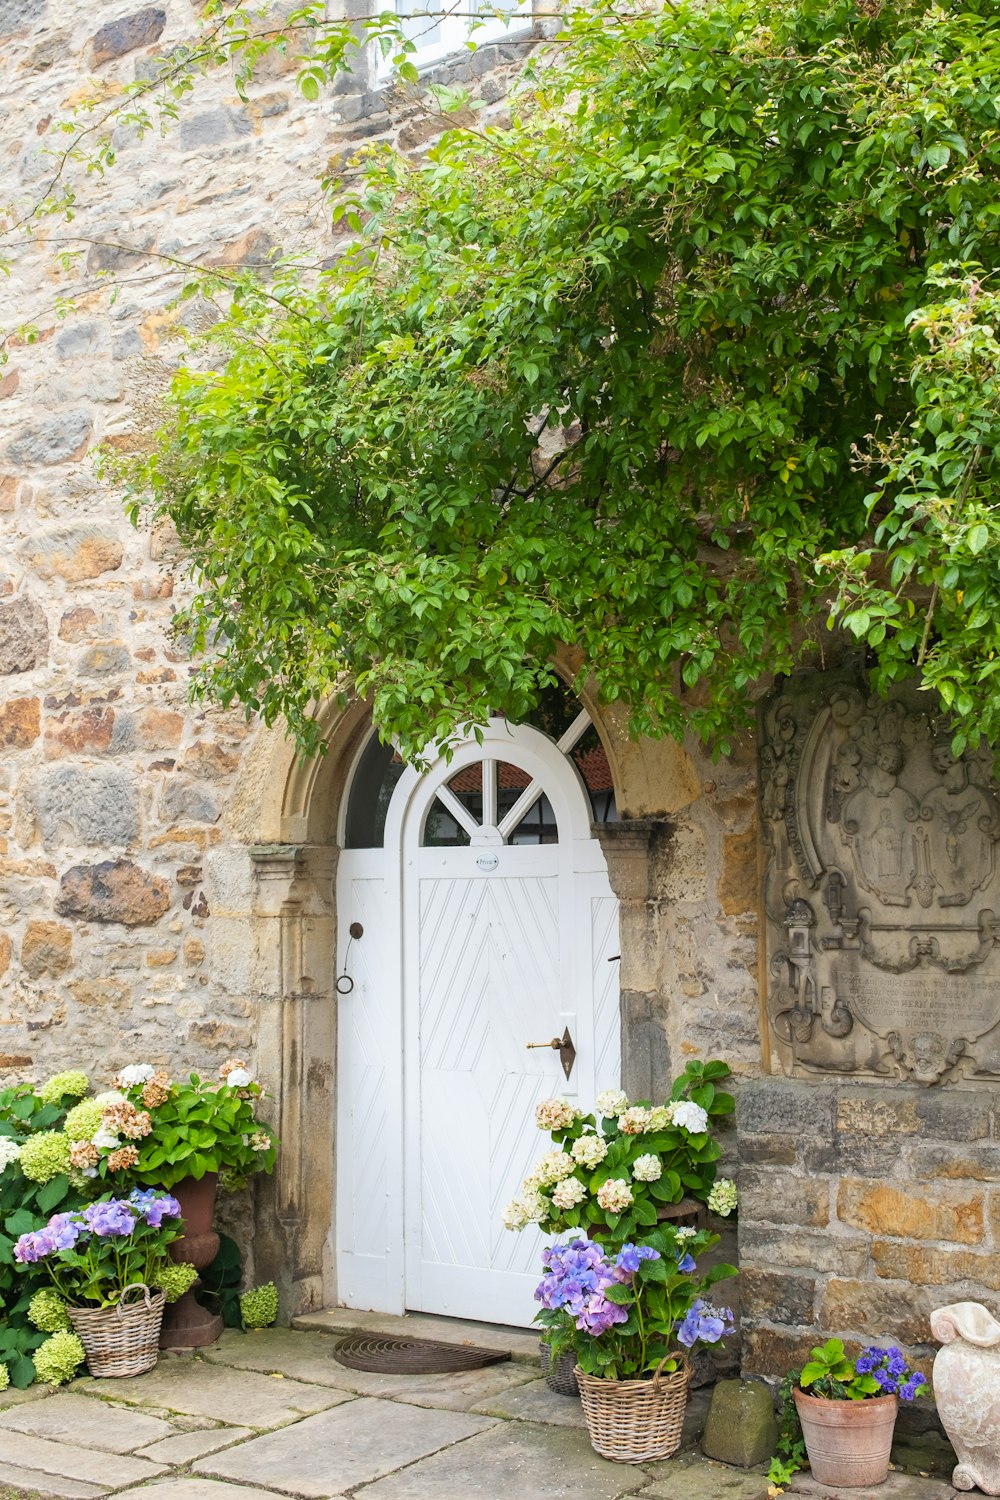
[701,1379,778,1468]
[136,1426,254,1464]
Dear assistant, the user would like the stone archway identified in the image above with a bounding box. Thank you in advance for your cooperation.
[227,672,704,1318]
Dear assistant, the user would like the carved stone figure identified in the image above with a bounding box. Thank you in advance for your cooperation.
[760,674,1000,1085]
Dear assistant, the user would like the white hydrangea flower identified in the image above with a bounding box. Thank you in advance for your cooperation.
[535,1097,580,1131]
[93,1091,124,1107]
[502,1197,529,1231]
[632,1153,662,1181]
[520,1190,549,1223]
[571,1133,608,1168]
[596,1178,633,1213]
[92,1127,121,1151]
[669,1100,710,1135]
[647,1106,673,1130]
[224,1068,253,1088]
[595,1089,629,1118]
[528,1150,575,1187]
[617,1106,652,1135]
[550,1176,588,1210]
[675,1226,697,1241]
[707,1177,738,1216]
[118,1064,155,1086]
[0,1138,22,1172]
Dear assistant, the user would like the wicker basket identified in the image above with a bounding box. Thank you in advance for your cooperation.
[67,1283,166,1378]
[539,1342,579,1397]
[575,1354,691,1463]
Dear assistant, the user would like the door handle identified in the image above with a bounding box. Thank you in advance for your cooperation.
[526,1027,576,1080]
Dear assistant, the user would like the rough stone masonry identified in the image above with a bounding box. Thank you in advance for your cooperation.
[4,0,990,1384]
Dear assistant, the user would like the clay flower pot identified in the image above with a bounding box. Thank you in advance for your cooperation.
[932,1301,1000,1494]
[793,1387,898,1488]
[158,1173,224,1349]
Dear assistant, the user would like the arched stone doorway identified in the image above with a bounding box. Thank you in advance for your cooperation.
[230,674,704,1319]
[335,713,620,1325]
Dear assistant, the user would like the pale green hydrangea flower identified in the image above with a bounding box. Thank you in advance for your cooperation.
[0,1362,9,1391]
[155,1262,199,1304]
[28,1288,72,1333]
[240,1283,279,1330]
[707,1177,738,1217]
[19,1131,72,1184]
[63,1098,104,1143]
[37,1072,89,1106]
[33,1332,85,1386]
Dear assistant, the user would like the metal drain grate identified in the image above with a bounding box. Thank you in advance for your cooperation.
[333,1333,512,1374]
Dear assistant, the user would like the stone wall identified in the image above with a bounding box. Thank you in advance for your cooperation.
[0,0,529,1090]
[737,1077,1000,1384]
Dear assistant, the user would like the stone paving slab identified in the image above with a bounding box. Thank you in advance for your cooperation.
[76,1358,353,1428]
[788,1471,958,1500]
[0,1384,57,1410]
[134,1424,255,1465]
[469,1375,588,1427]
[0,1460,105,1499]
[195,1395,496,1497]
[634,1451,771,1500]
[204,1327,539,1410]
[114,1482,293,1500]
[352,1417,643,1500]
[292,1307,541,1363]
[0,1429,166,1489]
[0,1393,176,1454]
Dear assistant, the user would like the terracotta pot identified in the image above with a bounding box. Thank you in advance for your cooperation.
[793,1387,898,1488]
[158,1172,224,1349]
[932,1300,1000,1494]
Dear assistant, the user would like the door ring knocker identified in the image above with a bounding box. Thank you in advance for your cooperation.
[337,922,364,995]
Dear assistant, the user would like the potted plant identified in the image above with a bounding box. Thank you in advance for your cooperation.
[533,1223,736,1462]
[789,1337,928,1488]
[12,1191,187,1378]
[502,1060,736,1247]
[66,1060,278,1347]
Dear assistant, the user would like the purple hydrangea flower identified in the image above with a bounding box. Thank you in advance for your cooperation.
[129,1190,182,1228]
[676,1252,697,1274]
[675,1298,735,1349]
[615,1243,660,1276]
[82,1199,138,1238]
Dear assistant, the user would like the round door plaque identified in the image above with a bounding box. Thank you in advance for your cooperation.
[475,853,499,871]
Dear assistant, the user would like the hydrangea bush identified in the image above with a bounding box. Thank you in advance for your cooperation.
[80,1061,278,1189]
[504,1060,735,1243]
[14,1192,187,1308]
[0,1075,89,1386]
[533,1223,736,1380]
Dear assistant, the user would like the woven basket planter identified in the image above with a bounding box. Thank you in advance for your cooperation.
[540,1342,579,1397]
[575,1354,690,1463]
[67,1283,166,1379]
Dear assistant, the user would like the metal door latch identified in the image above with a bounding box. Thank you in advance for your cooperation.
[526,1026,576,1080]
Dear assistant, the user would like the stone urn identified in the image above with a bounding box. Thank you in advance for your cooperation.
[932,1301,1000,1494]
[159,1173,225,1349]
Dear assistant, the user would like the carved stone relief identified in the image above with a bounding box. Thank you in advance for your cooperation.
[760,674,1000,1085]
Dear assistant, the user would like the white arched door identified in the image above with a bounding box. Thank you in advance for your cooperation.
[336,717,620,1327]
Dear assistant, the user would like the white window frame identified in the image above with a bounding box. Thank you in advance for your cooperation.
[374,0,534,81]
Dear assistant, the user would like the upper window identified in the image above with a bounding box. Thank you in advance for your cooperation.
[343,682,617,848]
[376,0,533,77]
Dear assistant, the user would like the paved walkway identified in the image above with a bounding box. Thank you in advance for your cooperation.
[0,1312,961,1500]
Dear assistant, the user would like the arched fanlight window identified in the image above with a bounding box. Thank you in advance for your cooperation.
[342,681,617,849]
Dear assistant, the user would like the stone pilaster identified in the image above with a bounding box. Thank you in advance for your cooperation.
[248,843,337,1318]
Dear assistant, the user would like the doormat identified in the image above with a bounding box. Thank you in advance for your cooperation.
[333,1333,512,1374]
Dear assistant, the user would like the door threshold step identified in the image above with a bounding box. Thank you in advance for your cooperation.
[290,1308,541,1364]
